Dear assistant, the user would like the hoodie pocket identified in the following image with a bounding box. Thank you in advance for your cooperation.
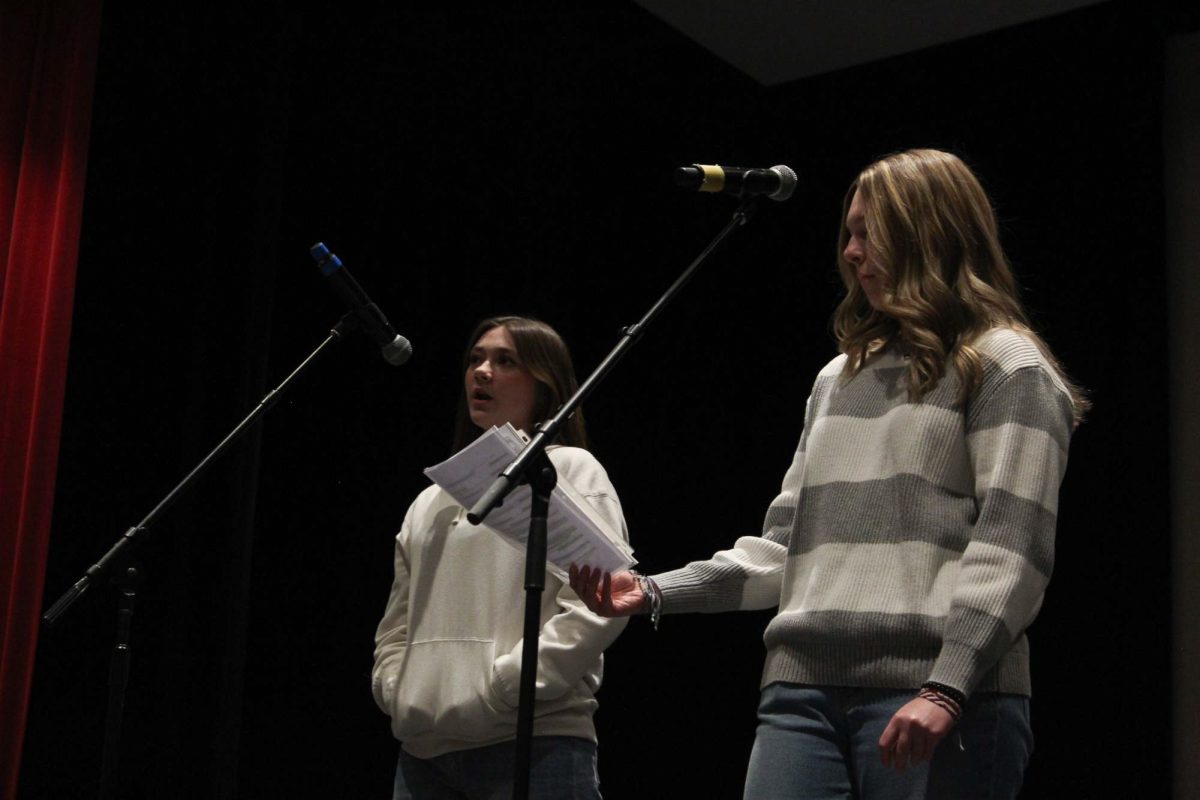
[391,638,513,743]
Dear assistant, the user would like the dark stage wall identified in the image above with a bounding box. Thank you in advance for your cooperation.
[20,2,1182,797]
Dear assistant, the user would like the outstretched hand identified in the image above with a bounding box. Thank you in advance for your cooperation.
[568,565,647,617]
[878,696,956,773]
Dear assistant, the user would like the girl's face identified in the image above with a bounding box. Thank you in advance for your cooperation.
[843,189,887,311]
[464,325,540,435]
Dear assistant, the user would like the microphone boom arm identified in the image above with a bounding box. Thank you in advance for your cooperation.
[467,196,760,524]
[43,313,356,626]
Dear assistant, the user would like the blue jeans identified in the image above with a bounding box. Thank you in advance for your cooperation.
[743,683,1032,800]
[392,736,601,800]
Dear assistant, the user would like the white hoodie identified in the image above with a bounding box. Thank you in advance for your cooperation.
[371,446,630,759]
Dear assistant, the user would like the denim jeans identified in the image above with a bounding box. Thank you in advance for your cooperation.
[392,736,601,800]
[743,683,1033,800]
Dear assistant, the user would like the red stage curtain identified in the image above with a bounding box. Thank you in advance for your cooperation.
[0,1,102,796]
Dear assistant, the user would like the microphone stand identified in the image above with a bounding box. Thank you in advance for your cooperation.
[512,450,555,796]
[42,313,362,800]
[466,196,761,800]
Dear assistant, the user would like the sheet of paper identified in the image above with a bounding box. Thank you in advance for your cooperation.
[424,424,635,579]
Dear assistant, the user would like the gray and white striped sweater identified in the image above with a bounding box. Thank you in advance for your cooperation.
[653,327,1074,697]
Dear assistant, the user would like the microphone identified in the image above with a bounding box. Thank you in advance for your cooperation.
[674,163,797,202]
[309,243,413,366]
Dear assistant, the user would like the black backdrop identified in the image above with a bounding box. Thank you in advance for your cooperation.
[21,2,1177,797]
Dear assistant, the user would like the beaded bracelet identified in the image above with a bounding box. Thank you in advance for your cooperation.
[631,571,662,630]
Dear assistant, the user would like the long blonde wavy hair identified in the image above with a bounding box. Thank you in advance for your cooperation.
[832,149,1089,424]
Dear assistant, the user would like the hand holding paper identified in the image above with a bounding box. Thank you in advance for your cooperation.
[424,425,635,579]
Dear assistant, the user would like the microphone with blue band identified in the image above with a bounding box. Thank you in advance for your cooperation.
[309,243,413,366]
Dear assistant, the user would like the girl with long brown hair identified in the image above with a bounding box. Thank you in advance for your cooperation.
[374,316,628,799]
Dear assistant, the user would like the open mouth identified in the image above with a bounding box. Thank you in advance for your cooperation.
[472,388,492,401]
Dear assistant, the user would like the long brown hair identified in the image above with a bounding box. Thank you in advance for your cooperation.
[451,315,588,452]
[832,149,1089,424]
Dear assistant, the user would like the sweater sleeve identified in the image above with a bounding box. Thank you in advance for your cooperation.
[926,355,1074,696]
[650,435,805,615]
[489,448,630,706]
[370,498,416,716]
